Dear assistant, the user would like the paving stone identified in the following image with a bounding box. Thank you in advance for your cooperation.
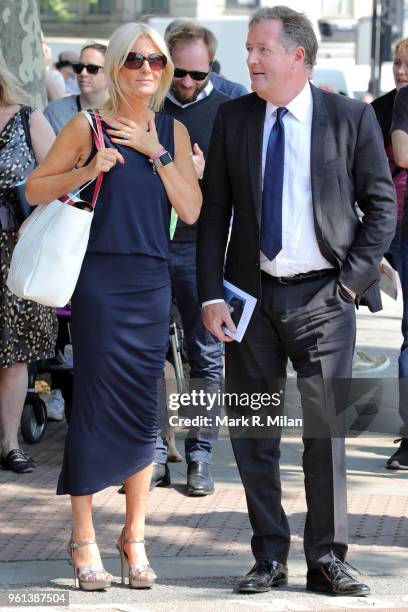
[1,421,408,563]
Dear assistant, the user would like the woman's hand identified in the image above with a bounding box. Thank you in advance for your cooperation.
[106,115,162,159]
[84,148,125,181]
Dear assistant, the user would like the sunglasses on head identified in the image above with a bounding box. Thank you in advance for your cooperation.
[173,68,209,81]
[123,52,167,70]
[72,63,104,75]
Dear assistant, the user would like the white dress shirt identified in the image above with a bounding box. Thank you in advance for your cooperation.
[202,81,333,308]
[260,80,332,277]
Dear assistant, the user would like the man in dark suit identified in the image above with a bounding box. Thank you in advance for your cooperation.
[197,6,396,597]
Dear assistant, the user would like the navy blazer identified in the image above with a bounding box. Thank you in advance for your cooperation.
[197,84,397,312]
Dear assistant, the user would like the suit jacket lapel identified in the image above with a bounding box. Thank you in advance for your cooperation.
[247,95,266,225]
[310,84,329,229]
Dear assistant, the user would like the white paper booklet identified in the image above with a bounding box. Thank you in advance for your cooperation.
[223,280,257,342]
[379,257,398,300]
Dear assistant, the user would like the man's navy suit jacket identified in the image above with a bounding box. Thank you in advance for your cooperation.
[197,84,397,313]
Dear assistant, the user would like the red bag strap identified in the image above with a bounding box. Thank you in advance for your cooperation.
[90,112,104,210]
[62,111,105,210]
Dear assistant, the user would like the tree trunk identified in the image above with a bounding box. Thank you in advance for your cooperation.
[0,0,46,108]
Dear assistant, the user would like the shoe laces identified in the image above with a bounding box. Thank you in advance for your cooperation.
[355,351,372,363]
[326,558,359,582]
[8,448,33,463]
[255,560,281,575]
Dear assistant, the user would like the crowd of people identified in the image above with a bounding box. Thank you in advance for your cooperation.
[0,3,406,598]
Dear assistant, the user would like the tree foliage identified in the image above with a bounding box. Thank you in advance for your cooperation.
[40,0,98,20]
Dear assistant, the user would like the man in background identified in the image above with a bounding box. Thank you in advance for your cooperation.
[152,21,230,496]
[165,18,248,99]
[44,42,108,134]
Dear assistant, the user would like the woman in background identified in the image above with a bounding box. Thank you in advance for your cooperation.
[372,37,408,469]
[0,57,57,474]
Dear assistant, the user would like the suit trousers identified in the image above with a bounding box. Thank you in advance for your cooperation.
[225,271,356,568]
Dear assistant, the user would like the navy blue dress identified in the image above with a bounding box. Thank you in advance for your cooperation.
[57,113,173,496]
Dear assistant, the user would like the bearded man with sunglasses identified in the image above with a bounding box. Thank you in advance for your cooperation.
[44,42,108,135]
[148,22,230,496]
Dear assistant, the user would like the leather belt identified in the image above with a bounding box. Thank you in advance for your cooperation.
[263,269,335,285]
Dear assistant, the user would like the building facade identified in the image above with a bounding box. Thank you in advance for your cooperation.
[41,0,373,37]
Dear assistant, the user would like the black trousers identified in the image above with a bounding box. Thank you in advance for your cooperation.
[225,271,356,568]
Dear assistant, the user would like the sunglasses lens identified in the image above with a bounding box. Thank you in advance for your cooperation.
[148,54,167,69]
[124,53,143,70]
[174,68,187,78]
[72,63,83,74]
[191,71,208,81]
[86,64,99,75]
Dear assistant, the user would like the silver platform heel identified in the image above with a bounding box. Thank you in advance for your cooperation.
[116,530,157,588]
[67,537,112,591]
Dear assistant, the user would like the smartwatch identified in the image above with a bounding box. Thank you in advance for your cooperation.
[150,149,173,173]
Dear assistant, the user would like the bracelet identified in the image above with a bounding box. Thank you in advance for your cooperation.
[150,147,167,162]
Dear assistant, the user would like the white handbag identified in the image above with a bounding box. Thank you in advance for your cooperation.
[7,111,104,308]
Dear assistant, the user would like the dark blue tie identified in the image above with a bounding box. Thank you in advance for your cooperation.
[261,106,288,261]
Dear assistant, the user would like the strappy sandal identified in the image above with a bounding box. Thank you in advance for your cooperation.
[67,537,112,591]
[116,530,157,589]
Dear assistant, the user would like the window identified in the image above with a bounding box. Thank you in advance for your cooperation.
[321,0,354,18]
[226,0,260,8]
[142,0,169,13]
[89,0,114,14]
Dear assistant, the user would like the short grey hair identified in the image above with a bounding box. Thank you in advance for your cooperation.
[249,6,318,71]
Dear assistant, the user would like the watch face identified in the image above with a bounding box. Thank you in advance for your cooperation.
[159,151,173,166]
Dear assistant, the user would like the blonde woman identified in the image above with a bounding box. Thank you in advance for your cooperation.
[0,56,57,474]
[27,24,201,591]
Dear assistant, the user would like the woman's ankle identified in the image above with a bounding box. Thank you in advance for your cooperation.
[1,439,20,456]
[123,524,145,541]
[71,529,96,543]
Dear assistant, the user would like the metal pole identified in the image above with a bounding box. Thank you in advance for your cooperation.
[370,0,382,97]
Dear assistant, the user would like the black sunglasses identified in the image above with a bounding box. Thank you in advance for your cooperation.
[72,63,104,75]
[123,52,167,70]
[173,68,209,81]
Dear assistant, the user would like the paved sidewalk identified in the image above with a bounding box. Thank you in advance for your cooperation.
[0,293,407,611]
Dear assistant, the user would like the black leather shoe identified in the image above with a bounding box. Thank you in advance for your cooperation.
[307,559,371,596]
[186,461,214,496]
[1,449,35,474]
[150,462,171,490]
[238,560,288,593]
[386,438,408,469]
